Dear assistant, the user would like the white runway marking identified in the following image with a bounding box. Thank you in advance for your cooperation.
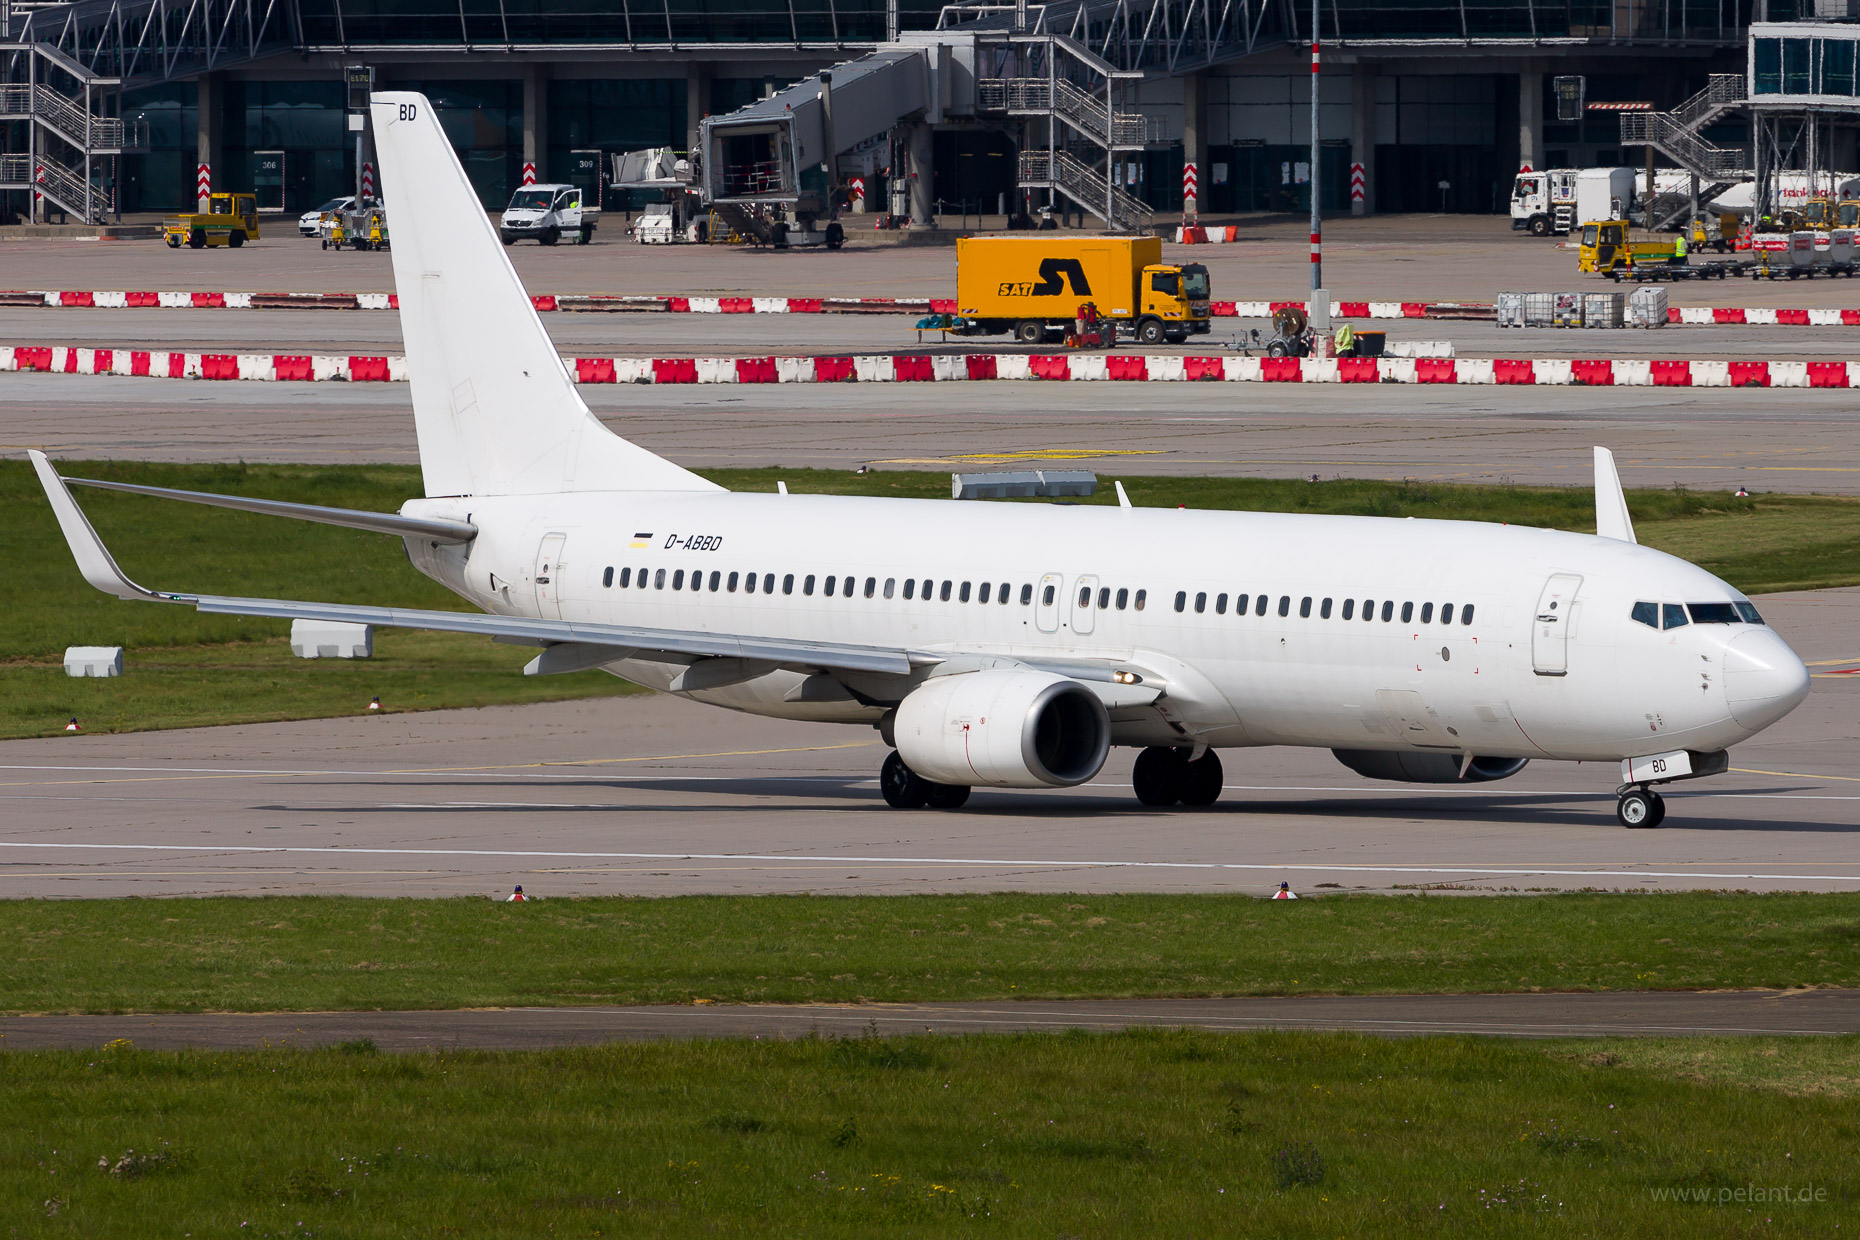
[1,841,1857,884]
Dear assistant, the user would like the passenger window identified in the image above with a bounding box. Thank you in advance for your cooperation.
[804,574,816,596]
[980,582,992,604]
[843,576,855,598]
[1342,598,1354,620]
[1256,594,1268,617]
[672,569,685,590]
[1278,595,1290,617]
[1235,593,1248,615]
[884,577,896,599]
[1320,598,1332,619]
[1174,591,1187,613]
[1135,589,1147,611]
[744,572,757,594]
[1381,600,1393,621]
[620,567,632,588]
[999,582,1010,604]
[922,578,933,599]
[654,568,666,589]
[1099,587,1110,610]
[1195,591,1207,614]
[961,582,973,603]
[1662,603,1688,630]
[764,573,776,594]
[1461,604,1475,625]
[1299,597,1312,618]
[1021,584,1034,605]
[824,575,836,596]
[1078,585,1091,607]
[904,579,916,600]
[1441,603,1454,624]
[1042,584,1055,606]
[728,571,739,592]
[940,581,953,602]
[1215,592,1227,615]
[1631,601,1658,628]
[782,573,795,595]
[1421,602,1433,624]
[1401,601,1414,623]
[602,567,614,588]
[709,571,721,591]
[1116,587,1129,610]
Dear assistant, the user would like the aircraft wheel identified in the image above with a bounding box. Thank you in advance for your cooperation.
[1617,788,1658,829]
[924,782,971,810]
[1178,750,1224,807]
[1132,746,1186,807]
[880,751,929,809]
[1645,790,1666,827]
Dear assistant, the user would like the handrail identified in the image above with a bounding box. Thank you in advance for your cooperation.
[1020,149,1152,230]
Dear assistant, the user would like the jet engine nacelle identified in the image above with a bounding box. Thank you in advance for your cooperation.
[895,669,1110,788]
[1332,749,1529,784]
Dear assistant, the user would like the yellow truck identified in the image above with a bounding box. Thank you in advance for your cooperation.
[1577,220,1679,273]
[955,236,1211,345]
[163,193,261,249]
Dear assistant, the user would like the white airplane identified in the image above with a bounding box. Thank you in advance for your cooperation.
[31,92,1811,829]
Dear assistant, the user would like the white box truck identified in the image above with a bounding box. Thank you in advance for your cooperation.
[1576,168,1637,229]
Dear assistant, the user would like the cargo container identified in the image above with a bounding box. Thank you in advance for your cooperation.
[955,236,1211,345]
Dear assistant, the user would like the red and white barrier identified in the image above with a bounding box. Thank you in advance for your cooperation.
[3,344,1844,389]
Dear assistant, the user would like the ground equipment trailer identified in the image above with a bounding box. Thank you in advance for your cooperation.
[955,236,1211,345]
[163,193,260,248]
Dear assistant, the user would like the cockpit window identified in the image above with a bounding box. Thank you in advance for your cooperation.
[1735,601,1765,624]
[1687,603,1740,624]
[1631,601,1659,629]
[1662,603,1689,630]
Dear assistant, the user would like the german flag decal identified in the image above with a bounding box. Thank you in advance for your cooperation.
[629,532,653,549]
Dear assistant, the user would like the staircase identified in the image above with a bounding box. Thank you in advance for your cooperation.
[1618,74,1746,228]
[977,34,1156,232]
[0,43,149,223]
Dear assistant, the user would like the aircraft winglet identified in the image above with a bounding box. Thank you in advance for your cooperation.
[1592,446,1636,544]
[28,451,173,602]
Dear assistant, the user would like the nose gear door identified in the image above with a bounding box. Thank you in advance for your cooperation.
[1532,572,1583,676]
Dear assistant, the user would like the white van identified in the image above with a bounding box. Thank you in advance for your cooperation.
[499,183,597,245]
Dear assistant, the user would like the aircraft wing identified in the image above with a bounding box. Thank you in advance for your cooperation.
[29,450,913,678]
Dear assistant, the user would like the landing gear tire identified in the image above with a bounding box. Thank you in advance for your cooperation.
[1133,746,1186,807]
[880,751,929,809]
[925,782,971,810]
[1014,319,1045,344]
[1617,788,1663,828]
[1136,317,1166,345]
[1179,750,1224,807]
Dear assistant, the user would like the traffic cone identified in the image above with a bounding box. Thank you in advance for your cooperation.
[367,695,382,711]
[64,717,80,732]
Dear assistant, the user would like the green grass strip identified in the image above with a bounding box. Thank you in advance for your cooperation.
[2,1030,1854,1236]
[6,892,1858,1015]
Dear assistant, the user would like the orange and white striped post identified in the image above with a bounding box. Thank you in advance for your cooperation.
[196,163,212,210]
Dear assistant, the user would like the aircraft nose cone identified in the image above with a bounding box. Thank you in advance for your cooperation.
[1723,628,1811,731]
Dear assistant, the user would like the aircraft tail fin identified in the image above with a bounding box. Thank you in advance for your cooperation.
[1593,446,1636,544]
[370,92,720,499]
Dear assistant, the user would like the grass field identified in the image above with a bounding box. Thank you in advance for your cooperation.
[6,892,1858,1015]
[6,459,1858,738]
[2,1030,1853,1237]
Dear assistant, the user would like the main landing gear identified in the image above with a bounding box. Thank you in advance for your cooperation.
[1132,746,1224,808]
[880,751,970,810]
[1616,785,1667,829]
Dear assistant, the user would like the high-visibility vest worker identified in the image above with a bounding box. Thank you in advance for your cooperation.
[1674,232,1687,261]
[1334,323,1356,355]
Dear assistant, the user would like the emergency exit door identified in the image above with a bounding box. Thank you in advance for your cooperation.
[534,533,568,620]
[1532,573,1583,676]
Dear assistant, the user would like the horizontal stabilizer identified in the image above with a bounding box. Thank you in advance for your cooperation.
[63,475,478,544]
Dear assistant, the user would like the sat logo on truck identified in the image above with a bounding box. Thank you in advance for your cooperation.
[998,258,1093,297]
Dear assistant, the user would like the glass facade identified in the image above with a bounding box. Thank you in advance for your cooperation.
[1295,0,1753,42]
[295,0,943,44]
[547,78,684,207]
[1753,35,1860,97]
[395,80,524,205]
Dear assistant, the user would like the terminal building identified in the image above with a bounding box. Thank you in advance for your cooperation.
[0,0,1826,228]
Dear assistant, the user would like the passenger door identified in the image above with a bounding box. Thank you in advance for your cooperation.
[1072,575,1100,635]
[1532,573,1583,676]
[1035,572,1063,633]
[534,532,568,619]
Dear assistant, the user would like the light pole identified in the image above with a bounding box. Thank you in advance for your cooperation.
[1308,0,1327,332]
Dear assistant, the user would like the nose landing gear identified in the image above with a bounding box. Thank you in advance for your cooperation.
[1616,786,1667,829]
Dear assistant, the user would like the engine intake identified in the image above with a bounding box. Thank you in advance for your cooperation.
[895,669,1109,788]
[1332,749,1529,784]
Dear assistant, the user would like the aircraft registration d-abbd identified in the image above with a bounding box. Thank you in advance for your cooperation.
[32,93,1811,829]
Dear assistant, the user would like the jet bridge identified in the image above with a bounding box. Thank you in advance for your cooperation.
[698,38,973,222]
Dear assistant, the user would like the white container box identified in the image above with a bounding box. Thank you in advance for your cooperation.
[64,646,124,677]
[290,620,374,659]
